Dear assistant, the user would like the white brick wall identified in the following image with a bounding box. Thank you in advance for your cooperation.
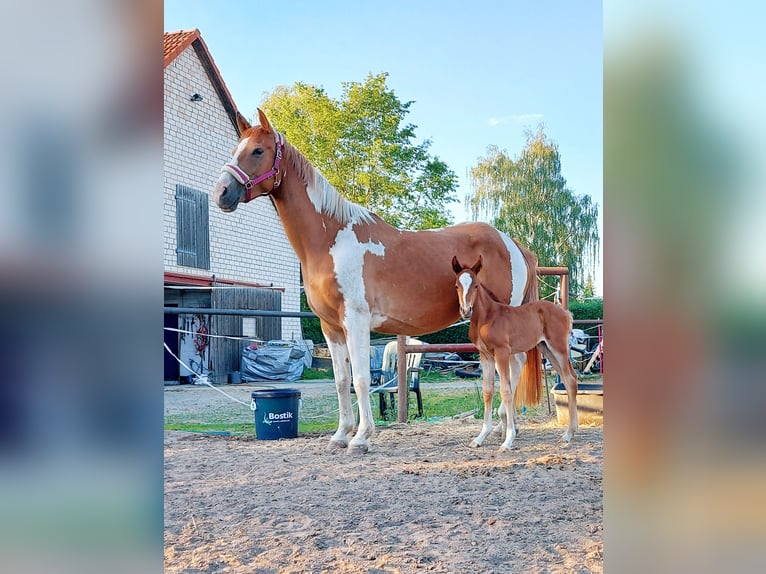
[164,47,303,338]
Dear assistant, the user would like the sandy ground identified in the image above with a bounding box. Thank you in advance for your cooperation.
[164,382,603,573]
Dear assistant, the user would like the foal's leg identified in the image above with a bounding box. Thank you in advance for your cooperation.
[541,342,579,442]
[471,353,497,448]
[323,325,355,449]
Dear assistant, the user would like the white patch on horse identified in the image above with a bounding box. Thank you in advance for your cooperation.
[230,138,249,167]
[498,231,528,306]
[215,138,250,189]
[370,313,388,330]
[458,272,473,303]
[217,171,236,189]
[329,224,385,328]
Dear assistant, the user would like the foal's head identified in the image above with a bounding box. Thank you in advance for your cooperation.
[452,255,483,319]
[212,108,283,212]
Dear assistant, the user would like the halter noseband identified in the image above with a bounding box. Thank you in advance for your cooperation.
[221,133,283,203]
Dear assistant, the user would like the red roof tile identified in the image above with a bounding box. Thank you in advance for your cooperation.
[164,29,199,68]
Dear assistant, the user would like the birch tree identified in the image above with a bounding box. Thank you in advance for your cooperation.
[467,127,599,296]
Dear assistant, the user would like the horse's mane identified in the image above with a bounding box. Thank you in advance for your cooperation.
[281,136,374,226]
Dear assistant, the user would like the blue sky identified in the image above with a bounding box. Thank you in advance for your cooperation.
[165,0,603,294]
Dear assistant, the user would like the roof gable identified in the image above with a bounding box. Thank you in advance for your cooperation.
[164,29,240,136]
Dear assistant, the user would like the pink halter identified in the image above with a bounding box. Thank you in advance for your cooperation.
[221,133,283,203]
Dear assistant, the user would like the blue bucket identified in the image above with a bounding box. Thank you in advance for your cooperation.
[250,389,301,440]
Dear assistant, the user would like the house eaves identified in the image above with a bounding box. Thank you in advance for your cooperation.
[164,29,241,136]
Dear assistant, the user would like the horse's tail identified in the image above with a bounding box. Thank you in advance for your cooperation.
[519,244,539,304]
[514,347,543,408]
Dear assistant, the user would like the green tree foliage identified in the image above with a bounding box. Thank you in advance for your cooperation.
[569,298,603,323]
[466,127,600,296]
[260,73,457,229]
[582,273,596,299]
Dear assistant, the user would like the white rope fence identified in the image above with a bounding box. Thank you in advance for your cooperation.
[163,341,353,423]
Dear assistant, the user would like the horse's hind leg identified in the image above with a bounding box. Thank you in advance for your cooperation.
[540,342,579,442]
[492,354,521,438]
[497,349,520,451]
[471,353,496,448]
[494,401,507,438]
[322,325,355,449]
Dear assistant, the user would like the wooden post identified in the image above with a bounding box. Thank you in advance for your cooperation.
[561,273,569,310]
[397,334,408,422]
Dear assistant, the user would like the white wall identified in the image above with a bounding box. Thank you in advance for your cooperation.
[164,46,302,338]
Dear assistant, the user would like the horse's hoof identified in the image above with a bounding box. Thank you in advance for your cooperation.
[470,440,481,448]
[561,432,573,443]
[329,439,348,450]
[347,443,369,456]
[498,444,512,452]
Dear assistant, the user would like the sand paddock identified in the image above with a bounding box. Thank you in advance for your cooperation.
[164,385,602,573]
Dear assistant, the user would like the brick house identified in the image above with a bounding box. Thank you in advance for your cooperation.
[163,29,302,383]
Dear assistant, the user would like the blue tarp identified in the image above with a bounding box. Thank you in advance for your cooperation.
[241,340,312,382]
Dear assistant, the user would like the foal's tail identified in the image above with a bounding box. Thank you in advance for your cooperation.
[514,347,543,408]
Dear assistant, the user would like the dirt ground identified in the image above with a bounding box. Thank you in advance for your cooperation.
[164,382,603,573]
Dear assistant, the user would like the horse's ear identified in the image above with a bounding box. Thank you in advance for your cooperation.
[472,255,483,275]
[451,256,463,275]
[236,111,251,134]
[257,108,272,133]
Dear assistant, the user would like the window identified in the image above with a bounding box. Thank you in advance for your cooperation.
[175,184,210,269]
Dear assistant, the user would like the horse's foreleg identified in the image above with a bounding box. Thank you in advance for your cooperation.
[471,353,496,448]
[323,327,355,449]
[345,320,374,455]
[498,352,523,451]
[511,352,527,431]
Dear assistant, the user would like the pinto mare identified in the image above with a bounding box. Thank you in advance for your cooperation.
[452,256,578,450]
[211,108,539,453]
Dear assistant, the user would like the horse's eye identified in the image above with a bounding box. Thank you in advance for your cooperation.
[252,148,264,156]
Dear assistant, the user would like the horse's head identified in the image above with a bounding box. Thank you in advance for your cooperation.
[212,108,284,212]
[452,255,483,319]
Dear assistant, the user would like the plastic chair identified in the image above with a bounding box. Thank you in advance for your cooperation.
[372,338,424,419]
[349,344,385,406]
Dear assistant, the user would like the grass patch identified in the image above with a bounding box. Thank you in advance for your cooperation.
[164,374,564,435]
[164,422,253,434]
[422,386,484,418]
[420,369,464,384]
[301,367,333,380]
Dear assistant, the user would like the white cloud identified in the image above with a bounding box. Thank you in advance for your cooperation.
[487,113,544,127]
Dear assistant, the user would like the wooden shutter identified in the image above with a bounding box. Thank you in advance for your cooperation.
[175,184,210,269]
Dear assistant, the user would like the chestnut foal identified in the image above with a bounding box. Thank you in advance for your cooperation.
[453,256,578,450]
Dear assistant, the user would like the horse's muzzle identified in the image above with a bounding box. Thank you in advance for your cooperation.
[213,180,243,212]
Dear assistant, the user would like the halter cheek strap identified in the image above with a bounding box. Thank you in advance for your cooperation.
[221,133,283,203]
